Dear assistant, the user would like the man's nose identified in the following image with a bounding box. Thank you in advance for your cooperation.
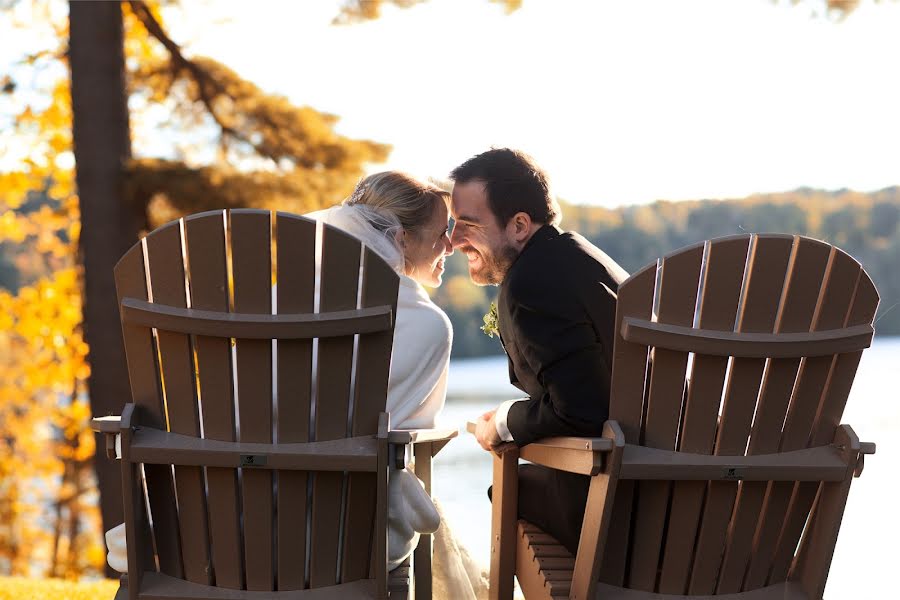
[449,226,464,249]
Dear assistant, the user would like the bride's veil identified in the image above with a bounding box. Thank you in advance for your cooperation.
[305,202,405,275]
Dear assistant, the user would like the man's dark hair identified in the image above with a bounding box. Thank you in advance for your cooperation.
[449,148,561,227]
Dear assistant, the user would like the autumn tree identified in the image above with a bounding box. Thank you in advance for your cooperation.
[2,0,389,576]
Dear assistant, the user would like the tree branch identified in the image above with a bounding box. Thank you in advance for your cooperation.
[127,1,265,156]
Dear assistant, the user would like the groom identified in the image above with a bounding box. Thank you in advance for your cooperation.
[449,148,628,555]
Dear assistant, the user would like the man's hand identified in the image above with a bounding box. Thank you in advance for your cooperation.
[474,409,501,451]
[474,409,515,456]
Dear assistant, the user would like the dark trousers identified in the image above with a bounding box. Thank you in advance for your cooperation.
[489,463,590,556]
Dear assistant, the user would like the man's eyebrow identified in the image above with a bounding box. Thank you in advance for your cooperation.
[454,214,482,225]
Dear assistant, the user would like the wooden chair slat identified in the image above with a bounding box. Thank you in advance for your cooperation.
[628,243,703,592]
[659,236,750,594]
[769,257,879,586]
[716,237,831,593]
[343,248,398,584]
[230,210,274,591]
[273,214,316,591]
[114,246,172,574]
[689,235,793,595]
[600,262,657,586]
[809,261,878,446]
[737,240,830,590]
[184,211,243,590]
[146,221,212,586]
[310,226,360,589]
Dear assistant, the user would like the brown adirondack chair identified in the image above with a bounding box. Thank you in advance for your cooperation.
[486,233,878,600]
[91,209,456,600]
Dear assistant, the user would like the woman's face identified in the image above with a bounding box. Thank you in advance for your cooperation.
[403,200,453,287]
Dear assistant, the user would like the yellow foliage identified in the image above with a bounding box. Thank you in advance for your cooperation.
[0,575,118,600]
[1,2,101,578]
[1,0,402,579]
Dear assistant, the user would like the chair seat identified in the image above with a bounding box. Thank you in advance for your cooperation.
[118,571,404,599]
[145,571,378,599]
[515,520,575,600]
[513,520,810,600]
[591,581,811,599]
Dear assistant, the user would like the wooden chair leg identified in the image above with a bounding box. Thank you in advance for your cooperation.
[790,425,860,599]
[490,448,519,600]
[414,443,433,600]
[570,421,625,600]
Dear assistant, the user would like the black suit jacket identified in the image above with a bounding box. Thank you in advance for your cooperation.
[498,225,629,446]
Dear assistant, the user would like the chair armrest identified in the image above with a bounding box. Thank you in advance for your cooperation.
[387,428,458,445]
[389,428,458,468]
[466,420,624,476]
[91,416,122,460]
[91,415,122,433]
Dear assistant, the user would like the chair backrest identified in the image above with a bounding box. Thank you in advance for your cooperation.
[113,209,399,592]
[601,233,879,595]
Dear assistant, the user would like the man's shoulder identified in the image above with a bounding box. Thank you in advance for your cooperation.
[560,231,630,284]
[506,228,628,297]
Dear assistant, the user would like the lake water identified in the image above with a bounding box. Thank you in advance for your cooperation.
[433,337,900,597]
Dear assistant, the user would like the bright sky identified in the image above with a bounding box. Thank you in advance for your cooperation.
[2,0,899,207]
[163,0,900,207]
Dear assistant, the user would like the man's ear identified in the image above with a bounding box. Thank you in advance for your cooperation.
[507,212,533,245]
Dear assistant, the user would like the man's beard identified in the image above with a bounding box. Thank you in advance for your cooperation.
[468,243,518,286]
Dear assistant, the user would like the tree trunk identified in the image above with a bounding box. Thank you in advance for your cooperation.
[69,1,144,576]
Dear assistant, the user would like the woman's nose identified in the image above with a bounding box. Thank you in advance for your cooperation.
[443,235,453,255]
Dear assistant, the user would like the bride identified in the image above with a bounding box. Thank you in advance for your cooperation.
[309,172,487,599]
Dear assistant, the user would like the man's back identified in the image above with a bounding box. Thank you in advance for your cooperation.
[498,225,629,446]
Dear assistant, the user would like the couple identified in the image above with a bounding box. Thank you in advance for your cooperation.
[327,148,628,597]
[106,148,627,598]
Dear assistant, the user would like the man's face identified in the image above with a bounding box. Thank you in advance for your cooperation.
[450,181,518,286]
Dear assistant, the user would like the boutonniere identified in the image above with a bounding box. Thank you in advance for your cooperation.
[481,302,499,338]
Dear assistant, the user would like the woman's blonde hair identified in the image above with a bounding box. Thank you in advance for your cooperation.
[345,171,449,236]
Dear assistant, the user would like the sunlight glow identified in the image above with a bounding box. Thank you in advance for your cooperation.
[156,0,900,207]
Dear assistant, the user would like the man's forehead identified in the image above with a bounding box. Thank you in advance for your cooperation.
[451,179,487,198]
[450,180,488,215]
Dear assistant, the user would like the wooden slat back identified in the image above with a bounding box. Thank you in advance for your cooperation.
[715,237,831,593]
[114,244,180,576]
[657,236,750,594]
[274,213,316,591]
[184,211,243,589]
[116,210,399,593]
[599,262,657,585]
[769,252,879,586]
[309,225,362,589]
[145,221,212,586]
[341,248,399,583]
[690,234,793,595]
[230,210,275,592]
[603,233,879,596]
[626,243,704,591]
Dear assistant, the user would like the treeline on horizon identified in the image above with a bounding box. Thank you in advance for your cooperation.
[431,187,900,358]
[2,186,897,359]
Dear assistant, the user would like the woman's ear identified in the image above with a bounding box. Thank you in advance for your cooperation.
[397,228,407,248]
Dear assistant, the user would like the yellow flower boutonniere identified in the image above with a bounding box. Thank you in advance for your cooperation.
[481,302,499,338]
